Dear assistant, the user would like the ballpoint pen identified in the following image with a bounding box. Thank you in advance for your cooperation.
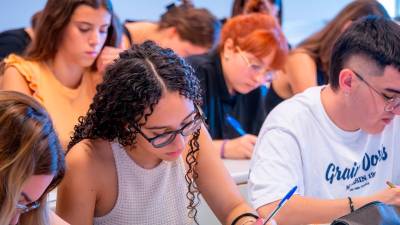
[225,115,246,136]
[386,181,396,188]
[263,186,298,225]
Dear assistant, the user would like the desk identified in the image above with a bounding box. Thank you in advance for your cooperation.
[222,160,330,225]
[198,159,251,224]
[223,159,251,185]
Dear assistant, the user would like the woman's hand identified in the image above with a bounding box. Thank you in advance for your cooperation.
[223,134,257,159]
[255,218,278,225]
[96,46,123,73]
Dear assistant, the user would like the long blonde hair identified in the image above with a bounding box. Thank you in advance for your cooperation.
[0,91,65,225]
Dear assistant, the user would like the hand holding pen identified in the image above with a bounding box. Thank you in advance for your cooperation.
[386,181,397,188]
[254,218,277,225]
[223,115,257,159]
[370,181,400,208]
[262,186,298,225]
[226,115,246,136]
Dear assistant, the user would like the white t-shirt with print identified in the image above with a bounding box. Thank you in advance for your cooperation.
[249,86,400,209]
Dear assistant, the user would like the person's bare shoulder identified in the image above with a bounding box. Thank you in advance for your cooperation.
[126,21,157,31]
[285,49,318,93]
[56,139,114,224]
[70,139,116,190]
[125,21,158,44]
[287,50,315,65]
[66,139,113,174]
[66,139,97,169]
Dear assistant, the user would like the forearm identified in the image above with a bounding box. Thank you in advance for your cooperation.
[225,201,258,225]
[49,210,70,225]
[213,139,225,157]
[213,139,224,150]
[258,195,372,225]
[197,127,259,225]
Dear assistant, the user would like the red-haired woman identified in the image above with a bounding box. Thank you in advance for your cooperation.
[186,13,288,159]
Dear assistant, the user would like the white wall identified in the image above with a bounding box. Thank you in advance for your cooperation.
[282,0,351,45]
[0,0,396,46]
[0,0,233,31]
[0,0,397,47]
[0,0,46,31]
[0,0,365,46]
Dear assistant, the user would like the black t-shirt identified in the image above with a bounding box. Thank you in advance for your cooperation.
[0,28,31,61]
[186,50,270,140]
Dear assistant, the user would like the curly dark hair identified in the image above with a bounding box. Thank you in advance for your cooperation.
[68,40,203,223]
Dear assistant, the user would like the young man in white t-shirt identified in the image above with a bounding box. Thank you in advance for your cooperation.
[248,16,400,225]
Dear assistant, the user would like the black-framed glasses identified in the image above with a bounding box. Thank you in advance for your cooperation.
[351,69,400,113]
[135,105,205,148]
[236,46,276,82]
[15,201,40,214]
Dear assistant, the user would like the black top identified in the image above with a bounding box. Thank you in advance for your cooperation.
[186,50,270,139]
[123,20,138,46]
[316,62,328,86]
[265,62,328,116]
[264,83,284,117]
[0,28,31,61]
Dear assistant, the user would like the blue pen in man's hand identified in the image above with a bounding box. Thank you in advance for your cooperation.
[226,115,246,136]
[263,186,297,225]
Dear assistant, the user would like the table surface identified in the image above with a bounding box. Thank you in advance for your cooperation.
[223,159,251,185]
[222,160,331,225]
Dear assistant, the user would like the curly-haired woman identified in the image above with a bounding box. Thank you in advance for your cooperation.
[56,41,266,225]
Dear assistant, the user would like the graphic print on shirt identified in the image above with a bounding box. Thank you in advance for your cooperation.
[324,145,388,192]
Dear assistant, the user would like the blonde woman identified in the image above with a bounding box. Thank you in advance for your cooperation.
[0,91,65,225]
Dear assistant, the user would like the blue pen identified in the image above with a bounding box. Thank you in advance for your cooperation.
[225,115,246,136]
[263,186,298,225]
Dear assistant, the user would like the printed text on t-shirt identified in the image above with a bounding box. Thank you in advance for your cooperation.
[324,146,388,191]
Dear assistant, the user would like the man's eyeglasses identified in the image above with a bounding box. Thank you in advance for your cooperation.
[135,105,205,148]
[15,201,40,214]
[236,46,275,82]
[351,69,400,113]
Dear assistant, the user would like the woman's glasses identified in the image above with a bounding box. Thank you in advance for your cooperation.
[15,201,40,214]
[135,105,205,148]
[236,46,275,82]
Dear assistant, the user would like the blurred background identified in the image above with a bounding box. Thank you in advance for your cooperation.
[0,0,398,47]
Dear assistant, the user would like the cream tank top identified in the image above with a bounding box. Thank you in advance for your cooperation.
[93,142,192,225]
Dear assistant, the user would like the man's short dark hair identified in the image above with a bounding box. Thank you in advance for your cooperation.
[329,16,400,90]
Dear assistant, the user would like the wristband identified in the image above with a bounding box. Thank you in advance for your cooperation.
[348,196,355,212]
[231,212,259,225]
[220,139,228,158]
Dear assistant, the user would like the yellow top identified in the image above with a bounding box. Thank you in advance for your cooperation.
[4,54,101,150]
